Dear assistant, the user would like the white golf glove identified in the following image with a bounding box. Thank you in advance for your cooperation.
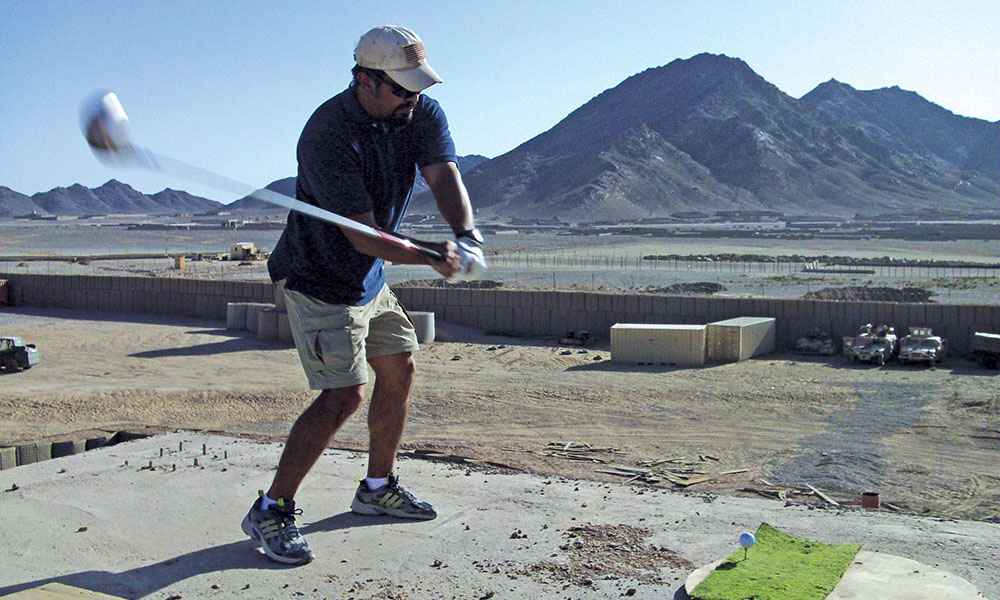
[447,230,487,283]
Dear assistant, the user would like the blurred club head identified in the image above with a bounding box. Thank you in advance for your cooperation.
[81,91,130,151]
[80,91,156,168]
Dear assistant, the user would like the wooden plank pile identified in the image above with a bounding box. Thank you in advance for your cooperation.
[537,441,626,463]
[538,442,747,489]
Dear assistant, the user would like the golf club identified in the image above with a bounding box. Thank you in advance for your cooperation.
[79,91,443,262]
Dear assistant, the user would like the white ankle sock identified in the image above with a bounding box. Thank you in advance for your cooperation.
[365,477,388,491]
[260,493,278,510]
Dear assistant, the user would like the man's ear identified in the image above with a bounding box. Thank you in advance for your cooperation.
[356,71,377,94]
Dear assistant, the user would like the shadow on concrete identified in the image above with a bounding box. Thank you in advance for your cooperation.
[302,510,422,533]
[128,337,288,358]
[185,328,250,337]
[0,539,283,599]
[0,515,407,599]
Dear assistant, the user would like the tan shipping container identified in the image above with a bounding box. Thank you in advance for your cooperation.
[706,317,776,362]
[611,323,706,366]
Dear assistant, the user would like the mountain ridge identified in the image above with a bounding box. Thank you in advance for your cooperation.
[423,53,999,221]
[0,180,222,218]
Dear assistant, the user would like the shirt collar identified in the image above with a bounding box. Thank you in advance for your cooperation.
[343,84,415,133]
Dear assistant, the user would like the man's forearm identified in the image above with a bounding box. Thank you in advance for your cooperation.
[341,228,437,266]
[423,162,475,233]
[435,185,474,234]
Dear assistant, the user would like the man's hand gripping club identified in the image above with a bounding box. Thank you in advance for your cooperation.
[447,229,487,283]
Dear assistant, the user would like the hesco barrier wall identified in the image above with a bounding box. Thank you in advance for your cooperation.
[0,273,272,321]
[2,273,999,354]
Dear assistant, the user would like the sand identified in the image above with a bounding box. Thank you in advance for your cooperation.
[2,305,998,523]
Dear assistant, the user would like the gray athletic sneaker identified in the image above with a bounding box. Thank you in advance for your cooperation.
[350,474,437,520]
[241,492,314,565]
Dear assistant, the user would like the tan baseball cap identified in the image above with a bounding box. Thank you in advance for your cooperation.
[354,25,443,92]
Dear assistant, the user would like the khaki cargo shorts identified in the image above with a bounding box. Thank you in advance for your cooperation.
[283,283,419,390]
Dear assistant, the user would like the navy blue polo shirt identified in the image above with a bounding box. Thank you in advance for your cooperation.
[268,86,457,306]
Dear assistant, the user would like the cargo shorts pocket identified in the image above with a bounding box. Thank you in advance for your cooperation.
[298,313,360,378]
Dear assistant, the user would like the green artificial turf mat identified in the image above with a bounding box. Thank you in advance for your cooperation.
[691,522,861,600]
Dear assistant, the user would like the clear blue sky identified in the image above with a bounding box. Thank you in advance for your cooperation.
[2,0,997,203]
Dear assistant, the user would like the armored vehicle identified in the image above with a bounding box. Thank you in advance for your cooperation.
[848,324,897,366]
[0,337,38,372]
[898,327,946,366]
[795,328,836,355]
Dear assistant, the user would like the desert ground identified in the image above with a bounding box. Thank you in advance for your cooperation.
[2,304,998,528]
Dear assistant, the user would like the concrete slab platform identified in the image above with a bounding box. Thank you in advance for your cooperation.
[0,432,997,600]
[2,582,124,599]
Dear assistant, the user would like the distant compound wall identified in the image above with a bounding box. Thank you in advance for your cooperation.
[390,286,1000,354]
[2,273,999,354]
[0,273,272,321]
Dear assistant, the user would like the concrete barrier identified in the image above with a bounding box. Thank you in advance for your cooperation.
[16,443,52,466]
[85,436,107,450]
[410,311,435,343]
[276,311,293,342]
[244,303,274,334]
[0,446,16,470]
[274,280,287,311]
[257,308,279,341]
[226,302,248,330]
[51,440,87,458]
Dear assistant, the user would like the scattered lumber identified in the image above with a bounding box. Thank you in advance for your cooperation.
[593,451,749,488]
[805,483,840,506]
[540,441,625,463]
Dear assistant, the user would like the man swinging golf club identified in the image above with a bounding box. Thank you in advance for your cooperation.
[241,25,486,565]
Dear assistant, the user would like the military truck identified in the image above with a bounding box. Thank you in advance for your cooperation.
[848,324,898,366]
[970,332,1000,369]
[898,327,946,366]
[795,328,836,355]
[0,337,38,373]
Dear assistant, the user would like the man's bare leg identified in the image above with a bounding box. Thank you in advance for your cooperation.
[365,352,415,478]
[350,351,435,519]
[267,385,366,501]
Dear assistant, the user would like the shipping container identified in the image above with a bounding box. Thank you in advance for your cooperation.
[611,323,706,366]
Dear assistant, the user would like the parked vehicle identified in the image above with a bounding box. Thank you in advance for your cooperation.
[970,332,1000,369]
[898,327,946,366]
[0,337,38,373]
[848,324,897,366]
[795,328,836,355]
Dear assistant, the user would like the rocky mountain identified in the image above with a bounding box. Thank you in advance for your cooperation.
[412,154,490,195]
[0,186,34,218]
[0,180,221,217]
[226,154,490,212]
[149,188,225,213]
[225,177,297,212]
[430,53,1000,221]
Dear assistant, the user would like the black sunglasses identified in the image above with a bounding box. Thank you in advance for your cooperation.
[367,70,418,99]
